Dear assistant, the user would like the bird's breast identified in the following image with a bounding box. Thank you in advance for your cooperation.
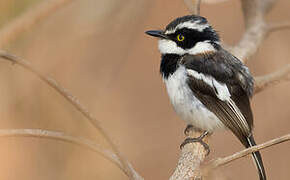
[164,66,225,132]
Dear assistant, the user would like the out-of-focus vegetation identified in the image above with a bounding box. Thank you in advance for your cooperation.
[0,0,40,28]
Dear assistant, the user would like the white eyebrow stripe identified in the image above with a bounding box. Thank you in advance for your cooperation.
[165,21,210,34]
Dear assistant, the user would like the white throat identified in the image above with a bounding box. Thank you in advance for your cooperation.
[158,40,216,55]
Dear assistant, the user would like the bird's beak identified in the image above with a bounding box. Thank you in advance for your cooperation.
[145,30,168,39]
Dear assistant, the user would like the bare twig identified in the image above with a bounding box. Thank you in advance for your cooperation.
[0,129,123,169]
[254,64,290,94]
[0,0,75,48]
[268,22,290,33]
[0,50,143,180]
[184,0,202,15]
[209,134,290,168]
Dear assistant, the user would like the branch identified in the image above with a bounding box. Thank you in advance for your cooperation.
[209,134,290,168]
[228,0,290,63]
[169,128,209,180]
[183,0,202,15]
[268,22,290,33]
[0,0,75,48]
[201,0,229,3]
[0,50,143,180]
[0,129,123,169]
[254,64,290,94]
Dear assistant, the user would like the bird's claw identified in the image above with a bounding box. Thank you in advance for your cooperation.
[180,131,210,156]
[184,125,194,135]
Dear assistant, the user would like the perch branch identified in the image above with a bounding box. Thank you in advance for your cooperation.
[169,128,209,180]
[0,0,75,48]
[0,50,143,180]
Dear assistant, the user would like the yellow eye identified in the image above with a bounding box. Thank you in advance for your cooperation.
[177,34,185,41]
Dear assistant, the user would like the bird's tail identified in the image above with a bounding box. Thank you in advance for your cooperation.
[246,135,267,180]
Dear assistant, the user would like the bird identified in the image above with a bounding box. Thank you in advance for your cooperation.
[145,15,266,180]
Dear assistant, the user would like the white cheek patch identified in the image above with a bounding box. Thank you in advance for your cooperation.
[187,69,231,101]
[187,41,216,55]
[165,21,210,34]
[158,39,186,55]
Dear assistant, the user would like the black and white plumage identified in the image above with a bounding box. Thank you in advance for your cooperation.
[146,15,266,180]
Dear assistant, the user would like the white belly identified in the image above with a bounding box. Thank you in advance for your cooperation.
[164,66,225,132]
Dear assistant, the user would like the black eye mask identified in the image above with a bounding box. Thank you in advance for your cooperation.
[167,27,219,50]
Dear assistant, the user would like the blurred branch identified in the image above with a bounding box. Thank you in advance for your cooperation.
[254,64,290,94]
[184,0,201,15]
[228,0,290,63]
[0,0,75,48]
[268,22,290,33]
[209,134,290,168]
[201,0,229,3]
[0,129,123,169]
[0,50,143,180]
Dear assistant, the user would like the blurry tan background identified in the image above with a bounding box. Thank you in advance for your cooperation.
[0,0,289,179]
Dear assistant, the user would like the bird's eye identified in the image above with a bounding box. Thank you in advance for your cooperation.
[177,34,185,42]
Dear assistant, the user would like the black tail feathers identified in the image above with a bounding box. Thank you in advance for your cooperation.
[247,135,267,180]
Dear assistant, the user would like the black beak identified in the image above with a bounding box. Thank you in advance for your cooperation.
[145,30,168,39]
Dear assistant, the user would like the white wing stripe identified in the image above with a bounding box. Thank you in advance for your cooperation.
[187,68,250,133]
[187,69,231,101]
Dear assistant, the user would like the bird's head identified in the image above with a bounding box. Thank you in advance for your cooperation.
[146,15,221,56]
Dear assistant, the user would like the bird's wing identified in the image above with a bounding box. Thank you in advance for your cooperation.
[182,51,254,145]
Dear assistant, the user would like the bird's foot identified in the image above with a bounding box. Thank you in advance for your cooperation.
[184,124,194,135]
[180,131,210,156]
